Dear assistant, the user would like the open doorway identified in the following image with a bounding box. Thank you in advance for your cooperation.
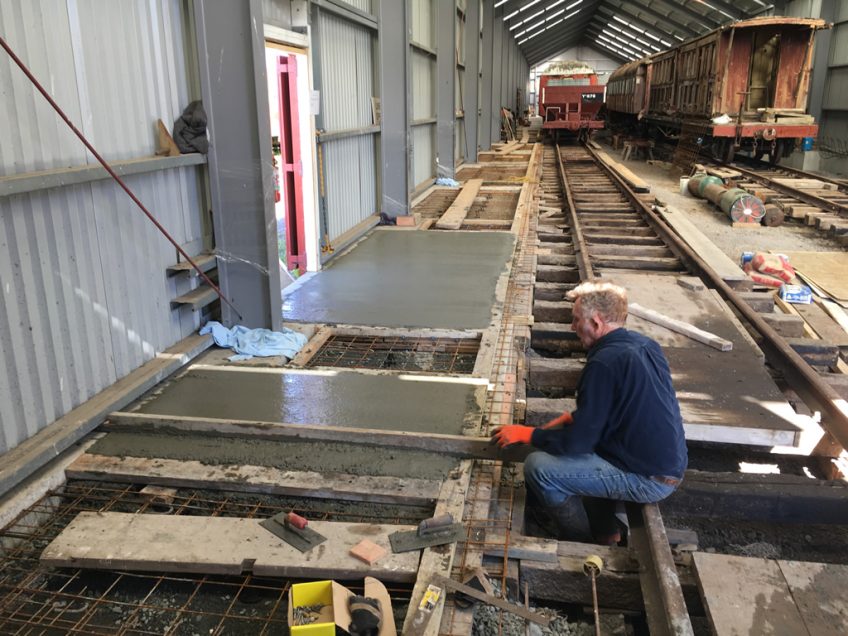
[265,44,317,287]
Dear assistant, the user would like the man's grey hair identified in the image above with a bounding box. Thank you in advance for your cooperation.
[567,281,628,324]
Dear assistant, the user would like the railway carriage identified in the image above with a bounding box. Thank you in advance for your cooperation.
[606,17,828,163]
[538,72,605,140]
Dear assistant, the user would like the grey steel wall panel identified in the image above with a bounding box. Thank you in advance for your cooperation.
[0,0,202,454]
[323,137,376,239]
[412,124,435,187]
[411,0,435,184]
[831,21,848,66]
[338,0,372,14]
[317,8,377,237]
[262,0,293,29]
[411,0,434,45]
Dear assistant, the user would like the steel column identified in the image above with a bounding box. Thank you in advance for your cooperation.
[480,0,495,150]
[435,0,457,177]
[379,0,410,215]
[491,8,504,143]
[464,0,481,162]
[193,0,282,330]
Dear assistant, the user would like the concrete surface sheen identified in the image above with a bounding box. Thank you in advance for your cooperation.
[89,432,459,480]
[282,230,515,328]
[136,370,477,435]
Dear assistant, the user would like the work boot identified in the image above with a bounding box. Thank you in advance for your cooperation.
[524,497,592,542]
[583,498,629,546]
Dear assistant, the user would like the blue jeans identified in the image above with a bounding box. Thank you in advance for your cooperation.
[524,451,677,508]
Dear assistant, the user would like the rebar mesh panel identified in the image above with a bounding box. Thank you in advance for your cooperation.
[0,481,423,635]
[305,335,479,373]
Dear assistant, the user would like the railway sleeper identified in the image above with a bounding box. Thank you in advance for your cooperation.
[533,299,573,323]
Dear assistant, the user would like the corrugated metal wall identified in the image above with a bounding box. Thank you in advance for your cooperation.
[316,9,377,240]
[0,0,202,454]
[411,0,436,189]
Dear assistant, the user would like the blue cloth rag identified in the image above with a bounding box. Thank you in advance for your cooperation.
[435,177,460,187]
[200,321,308,361]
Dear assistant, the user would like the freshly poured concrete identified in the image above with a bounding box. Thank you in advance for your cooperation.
[89,432,459,480]
[135,369,480,435]
[283,230,515,328]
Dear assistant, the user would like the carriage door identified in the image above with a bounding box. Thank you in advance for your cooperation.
[277,54,307,274]
[746,31,781,112]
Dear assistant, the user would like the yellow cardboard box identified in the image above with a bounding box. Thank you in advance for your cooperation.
[288,577,395,635]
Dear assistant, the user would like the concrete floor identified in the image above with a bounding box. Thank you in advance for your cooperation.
[282,229,515,329]
[134,368,482,436]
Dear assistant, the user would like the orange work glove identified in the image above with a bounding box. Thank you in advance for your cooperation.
[491,425,534,448]
[541,412,573,430]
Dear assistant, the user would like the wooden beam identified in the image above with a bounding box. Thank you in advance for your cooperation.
[628,303,733,351]
[0,153,206,198]
[104,412,530,462]
[41,512,419,581]
[0,334,213,498]
[66,453,440,506]
[436,179,483,230]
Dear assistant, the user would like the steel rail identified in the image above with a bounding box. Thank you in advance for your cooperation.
[583,143,848,453]
[627,503,695,636]
[555,146,594,281]
[725,162,847,216]
[555,142,694,634]
[731,156,848,192]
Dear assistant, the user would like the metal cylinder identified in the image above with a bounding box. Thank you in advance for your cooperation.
[720,188,766,222]
[701,182,727,206]
[687,174,723,197]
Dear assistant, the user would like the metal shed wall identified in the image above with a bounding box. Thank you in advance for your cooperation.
[411,0,436,189]
[315,8,378,240]
[0,0,203,455]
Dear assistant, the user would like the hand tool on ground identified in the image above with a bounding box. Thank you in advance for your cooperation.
[583,554,604,636]
[389,513,465,553]
[259,511,327,552]
[430,574,552,627]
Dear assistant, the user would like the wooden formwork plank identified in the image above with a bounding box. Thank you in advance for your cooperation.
[66,453,440,505]
[436,179,484,230]
[41,512,419,581]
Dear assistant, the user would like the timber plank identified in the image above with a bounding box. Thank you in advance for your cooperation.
[66,453,439,505]
[693,552,809,636]
[41,512,419,581]
[104,412,530,462]
[777,560,848,635]
[436,179,484,230]
[628,303,733,351]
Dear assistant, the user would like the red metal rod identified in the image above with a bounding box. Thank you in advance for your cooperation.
[0,34,243,321]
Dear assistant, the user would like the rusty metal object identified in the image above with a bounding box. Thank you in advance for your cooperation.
[627,503,695,636]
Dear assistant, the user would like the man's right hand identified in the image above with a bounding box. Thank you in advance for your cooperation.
[491,425,534,448]
[540,412,574,430]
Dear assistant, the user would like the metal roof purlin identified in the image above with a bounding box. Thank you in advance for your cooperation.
[521,12,598,64]
[610,0,703,38]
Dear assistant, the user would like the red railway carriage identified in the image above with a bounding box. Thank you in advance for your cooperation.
[538,73,605,137]
[607,17,829,163]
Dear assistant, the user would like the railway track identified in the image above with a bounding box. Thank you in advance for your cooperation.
[713,160,848,242]
[528,139,848,633]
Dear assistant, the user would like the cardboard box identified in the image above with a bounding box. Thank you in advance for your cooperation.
[288,577,396,635]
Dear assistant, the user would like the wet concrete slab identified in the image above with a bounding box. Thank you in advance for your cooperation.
[282,230,515,329]
[134,369,481,435]
[89,432,459,480]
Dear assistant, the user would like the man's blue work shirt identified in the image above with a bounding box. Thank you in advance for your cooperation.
[530,328,688,478]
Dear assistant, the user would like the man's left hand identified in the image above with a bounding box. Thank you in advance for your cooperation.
[491,425,534,448]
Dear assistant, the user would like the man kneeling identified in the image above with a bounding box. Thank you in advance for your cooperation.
[492,281,687,544]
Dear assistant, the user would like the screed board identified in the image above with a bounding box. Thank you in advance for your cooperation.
[608,274,802,446]
[41,512,420,582]
[282,230,515,329]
